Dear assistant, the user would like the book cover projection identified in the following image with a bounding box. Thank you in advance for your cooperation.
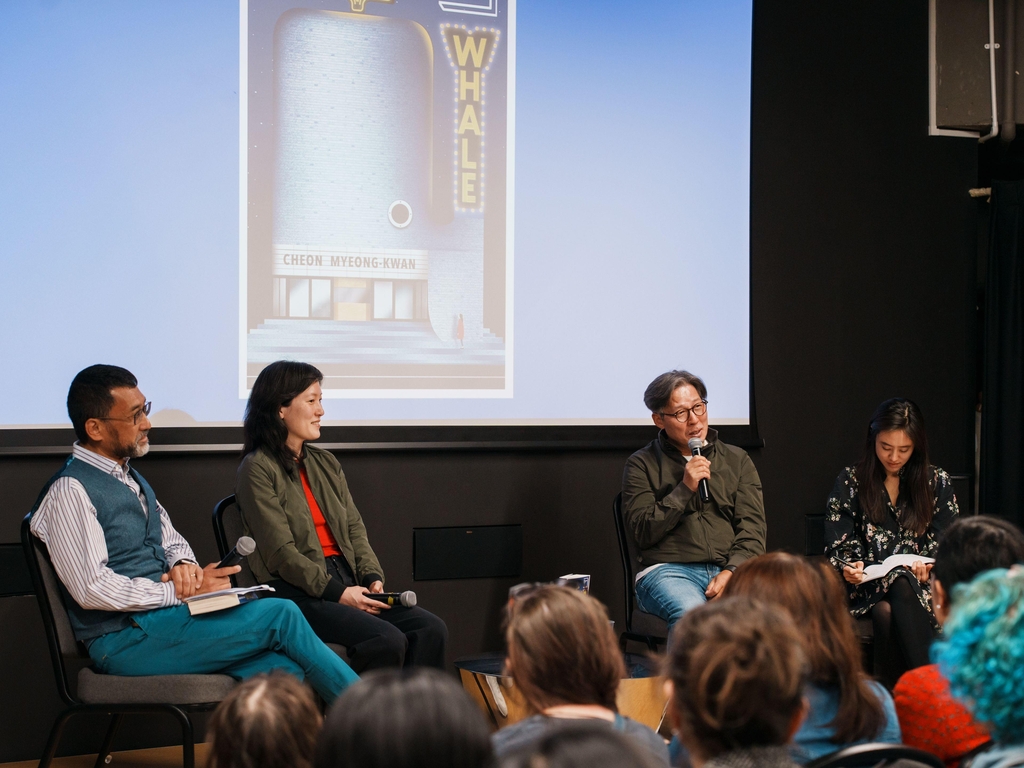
[243,0,513,397]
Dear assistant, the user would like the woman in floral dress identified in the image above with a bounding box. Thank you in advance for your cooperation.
[825,398,959,679]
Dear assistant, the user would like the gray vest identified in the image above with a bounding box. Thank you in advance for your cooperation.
[31,456,168,641]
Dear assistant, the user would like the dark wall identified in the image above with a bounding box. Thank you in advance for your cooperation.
[750,0,978,548]
[0,0,979,761]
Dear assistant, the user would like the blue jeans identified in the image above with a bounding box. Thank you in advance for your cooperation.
[87,598,359,703]
[635,562,722,635]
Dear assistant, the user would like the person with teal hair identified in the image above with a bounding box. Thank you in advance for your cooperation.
[932,567,1024,768]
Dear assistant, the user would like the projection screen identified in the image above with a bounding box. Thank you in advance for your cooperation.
[0,0,752,429]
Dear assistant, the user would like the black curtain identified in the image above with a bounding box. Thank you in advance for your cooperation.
[981,180,1024,527]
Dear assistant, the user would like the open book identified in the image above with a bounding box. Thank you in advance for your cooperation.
[858,554,934,583]
[183,585,275,616]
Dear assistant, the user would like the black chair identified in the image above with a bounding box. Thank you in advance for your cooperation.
[806,743,945,768]
[22,515,235,768]
[612,492,668,651]
[212,495,349,661]
[212,494,258,588]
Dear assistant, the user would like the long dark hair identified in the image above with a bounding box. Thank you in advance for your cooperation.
[243,360,323,471]
[854,398,933,536]
[725,553,885,744]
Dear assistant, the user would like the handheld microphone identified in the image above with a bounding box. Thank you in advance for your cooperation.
[367,590,417,608]
[216,536,256,568]
[687,438,712,504]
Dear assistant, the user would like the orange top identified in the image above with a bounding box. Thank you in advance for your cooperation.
[893,663,990,768]
[300,466,341,558]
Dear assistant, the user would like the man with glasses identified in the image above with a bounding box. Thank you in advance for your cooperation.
[622,370,765,633]
[28,364,358,701]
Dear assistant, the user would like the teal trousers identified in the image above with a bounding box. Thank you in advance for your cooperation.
[87,598,358,702]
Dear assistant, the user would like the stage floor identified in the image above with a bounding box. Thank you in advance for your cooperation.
[1,744,208,768]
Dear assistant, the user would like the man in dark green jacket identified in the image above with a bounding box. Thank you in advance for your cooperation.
[622,370,766,632]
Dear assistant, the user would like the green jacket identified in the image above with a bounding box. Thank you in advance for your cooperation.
[235,445,384,601]
[621,428,766,571]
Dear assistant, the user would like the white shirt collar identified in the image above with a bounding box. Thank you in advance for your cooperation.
[72,442,131,476]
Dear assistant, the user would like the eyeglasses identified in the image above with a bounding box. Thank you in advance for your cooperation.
[507,582,548,602]
[98,401,152,425]
[659,400,708,423]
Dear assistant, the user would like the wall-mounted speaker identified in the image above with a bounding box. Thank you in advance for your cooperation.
[930,0,1024,137]
[413,524,522,580]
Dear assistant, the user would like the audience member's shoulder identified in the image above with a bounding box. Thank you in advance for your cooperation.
[494,716,668,766]
[491,715,550,757]
[498,721,668,768]
[893,664,946,709]
[621,716,671,764]
[867,678,897,708]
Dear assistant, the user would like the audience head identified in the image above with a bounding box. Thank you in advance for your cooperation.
[855,397,932,535]
[644,370,709,450]
[665,596,809,763]
[316,668,493,768]
[497,722,665,768]
[724,552,885,744]
[933,568,1024,746]
[67,364,151,459]
[931,515,1024,624]
[243,360,323,469]
[504,585,624,713]
[206,672,321,768]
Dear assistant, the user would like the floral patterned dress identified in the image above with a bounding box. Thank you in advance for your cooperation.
[824,465,959,627]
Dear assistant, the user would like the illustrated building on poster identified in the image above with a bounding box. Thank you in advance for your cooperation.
[242,0,513,395]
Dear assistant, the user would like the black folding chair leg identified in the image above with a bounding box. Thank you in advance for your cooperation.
[38,708,75,768]
[168,706,195,768]
[94,713,122,768]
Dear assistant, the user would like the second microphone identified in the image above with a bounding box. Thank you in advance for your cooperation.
[366,591,418,608]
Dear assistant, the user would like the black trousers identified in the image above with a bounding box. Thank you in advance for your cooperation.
[269,559,448,674]
[871,574,935,687]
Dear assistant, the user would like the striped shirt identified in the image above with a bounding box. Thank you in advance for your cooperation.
[29,444,195,612]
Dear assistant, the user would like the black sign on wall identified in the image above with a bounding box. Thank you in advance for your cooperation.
[413,524,522,580]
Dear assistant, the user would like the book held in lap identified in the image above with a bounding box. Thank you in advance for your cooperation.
[184,585,275,616]
[861,554,935,583]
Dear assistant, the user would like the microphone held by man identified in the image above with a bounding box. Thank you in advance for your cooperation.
[217,536,256,569]
[688,438,712,503]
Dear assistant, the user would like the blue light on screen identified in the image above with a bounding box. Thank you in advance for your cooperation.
[0,0,750,427]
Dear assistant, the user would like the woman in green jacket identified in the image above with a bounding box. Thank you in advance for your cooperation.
[235,361,447,673]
